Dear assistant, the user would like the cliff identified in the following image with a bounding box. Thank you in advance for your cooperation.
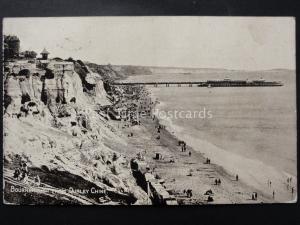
[3,58,148,205]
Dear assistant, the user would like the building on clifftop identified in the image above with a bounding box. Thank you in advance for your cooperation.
[41,48,50,60]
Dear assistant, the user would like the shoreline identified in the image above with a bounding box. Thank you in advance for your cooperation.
[123,114,273,204]
[121,86,296,204]
[118,87,273,204]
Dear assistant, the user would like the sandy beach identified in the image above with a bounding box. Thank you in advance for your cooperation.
[112,84,295,204]
[120,114,272,204]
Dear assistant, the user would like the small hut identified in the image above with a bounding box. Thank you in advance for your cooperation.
[41,48,50,60]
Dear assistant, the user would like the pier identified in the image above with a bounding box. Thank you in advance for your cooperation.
[112,81,206,87]
[111,80,283,87]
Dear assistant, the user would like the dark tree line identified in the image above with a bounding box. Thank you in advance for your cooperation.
[20,50,37,59]
[4,35,20,60]
[4,35,37,60]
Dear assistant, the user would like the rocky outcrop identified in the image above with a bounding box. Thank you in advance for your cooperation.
[4,59,110,117]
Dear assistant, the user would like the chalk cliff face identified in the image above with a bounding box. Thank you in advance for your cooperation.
[3,59,148,205]
[4,59,111,118]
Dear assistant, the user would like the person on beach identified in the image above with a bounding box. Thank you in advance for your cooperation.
[188,151,191,157]
[13,168,21,180]
[215,178,221,186]
[236,174,239,181]
[207,196,214,202]
[272,190,275,199]
[22,172,28,183]
[21,162,28,176]
[215,179,218,185]
[206,158,211,164]
[34,175,41,186]
[251,192,257,200]
[187,189,193,198]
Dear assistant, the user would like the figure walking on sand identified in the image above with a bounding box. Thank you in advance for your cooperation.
[236,174,239,181]
[272,190,275,199]
[215,178,221,185]
[206,158,211,164]
[251,192,258,200]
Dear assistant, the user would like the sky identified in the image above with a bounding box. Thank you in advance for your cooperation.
[3,17,295,70]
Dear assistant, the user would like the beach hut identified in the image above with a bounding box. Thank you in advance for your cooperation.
[155,153,163,160]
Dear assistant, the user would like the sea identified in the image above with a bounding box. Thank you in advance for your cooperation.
[126,70,297,202]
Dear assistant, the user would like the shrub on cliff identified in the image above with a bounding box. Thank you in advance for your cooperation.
[21,50,37,59]
[3,93,12,111]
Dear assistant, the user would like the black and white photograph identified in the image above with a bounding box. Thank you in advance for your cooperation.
[2,16,297,205]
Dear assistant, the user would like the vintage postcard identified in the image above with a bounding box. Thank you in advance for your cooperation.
[3,17,296,205]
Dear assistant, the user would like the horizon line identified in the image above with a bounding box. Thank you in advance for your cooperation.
[85,61,295,72]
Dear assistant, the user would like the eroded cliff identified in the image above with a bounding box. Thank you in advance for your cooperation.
[3,58,148,205]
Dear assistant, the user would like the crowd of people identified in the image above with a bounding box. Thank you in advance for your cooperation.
[120,85,297,204]
[214,178,222,186]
